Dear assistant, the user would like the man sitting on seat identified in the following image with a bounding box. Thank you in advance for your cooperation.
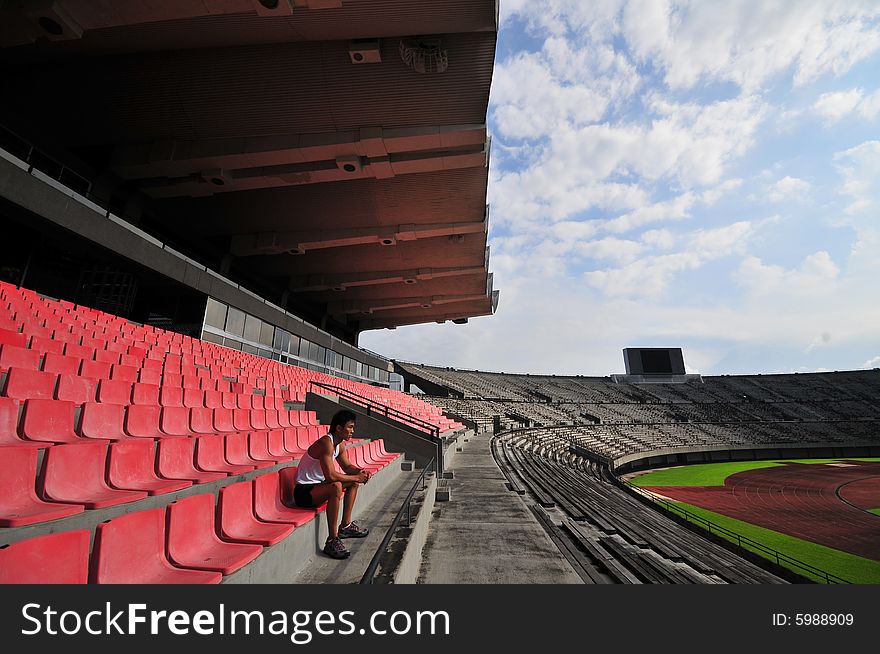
[288,409,371,559]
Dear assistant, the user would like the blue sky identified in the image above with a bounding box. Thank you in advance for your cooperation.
[362,0,880,376]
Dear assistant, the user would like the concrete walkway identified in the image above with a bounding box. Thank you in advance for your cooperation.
[417,431,583,584]
[293,467,420,584]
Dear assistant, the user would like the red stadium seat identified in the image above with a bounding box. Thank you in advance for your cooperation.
[195,435,253,475]
[221,392,237,409]
[265,410,282,430]
[277,410,292,429]
[110,364,138,382]
[160,406,193,437]
[79,402,128,441]
[218,481,294,546]
[29,335,64,355]
[96,379,133,405]
[138,368,161,385]
[131,383,159,406]
[0,327,26,348]
[204,389,222,409]
[250,431,291,464]
[40,441,147,508]
[282,428,306,457]
[0,344,40,372]
[159,386,183,407]
[232,409,252,432]
[0,397,40,447]
[55,374,97,404]
[108,439,191,495]
[250,410,268,431]
[183,388,205,408]
[226,433,272,469]
[79,360,112,380]
[91,508,221,584]
[63,343,93,360]
[124,404,163,439]
[189,407,217,435]
[20,399,79,443]
[253,471,316,526]
[0,447,83,526]
[157,438,226,484]
[93,349,120,365]
[167,494,261,575]
[2,367,56,401]
[267,430,290,458]
[213,407,236,432]
[0,530,90,583]
[42,353,82,376]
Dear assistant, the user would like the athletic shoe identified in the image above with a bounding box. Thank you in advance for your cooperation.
[339,520,370,539]
[324,537,350,559]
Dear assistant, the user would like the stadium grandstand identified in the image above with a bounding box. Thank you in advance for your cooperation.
[1,1,879,588]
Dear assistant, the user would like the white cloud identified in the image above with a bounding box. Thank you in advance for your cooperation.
[811,87,880,123]
[833,140,880,271]
[767,176,810,202]
[735,251,840,298]
[584,221,753,298]
[864,356,880,369]
[504,1,880,92]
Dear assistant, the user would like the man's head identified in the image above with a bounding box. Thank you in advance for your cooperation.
[329,409,357,440]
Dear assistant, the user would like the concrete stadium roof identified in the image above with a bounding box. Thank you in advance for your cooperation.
[0,0,499,341]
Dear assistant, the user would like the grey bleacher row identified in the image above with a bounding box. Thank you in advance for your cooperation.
[495,431,785,584]
[403,363,880,404]
[523,420,880,462]
[406,367,880,452]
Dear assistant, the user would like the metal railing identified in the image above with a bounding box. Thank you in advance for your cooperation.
[360,458,435,584]
[308,380,440,439]
[628,484,851,584]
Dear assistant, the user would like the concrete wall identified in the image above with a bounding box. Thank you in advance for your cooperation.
[394,473,437,584]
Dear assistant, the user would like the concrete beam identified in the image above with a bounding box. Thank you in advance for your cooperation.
[112,124,487,180]
[139,144,488,198]
[230,218,486,256]
[327,292,490,315]
[289,265,487,292]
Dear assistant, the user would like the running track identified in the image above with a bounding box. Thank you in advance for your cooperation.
[643,461,880,560]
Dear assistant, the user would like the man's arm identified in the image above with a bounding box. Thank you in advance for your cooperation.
[337,446,371,482]
[318,440,368,484]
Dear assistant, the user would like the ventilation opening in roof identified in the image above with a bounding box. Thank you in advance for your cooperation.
[399,38,448,74]
[259,0,279,8]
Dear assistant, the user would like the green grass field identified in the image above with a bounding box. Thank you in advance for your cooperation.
[664,501,880,584]
[627,457,880,583]
[631,457,880,488]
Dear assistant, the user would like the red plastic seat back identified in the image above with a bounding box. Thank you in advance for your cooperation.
[21,399,78,443]
[0,530,90,584]
[3,367,56,401]
[0,344,40,372]
[91,508,220,584]
[79,402,126,440]
[125,404,162,438]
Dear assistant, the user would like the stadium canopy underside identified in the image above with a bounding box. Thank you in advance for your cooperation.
[0,0,500,344]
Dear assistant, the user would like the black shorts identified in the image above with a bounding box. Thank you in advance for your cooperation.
[293,483,319,508]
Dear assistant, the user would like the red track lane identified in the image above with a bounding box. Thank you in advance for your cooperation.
[643,461,880,561]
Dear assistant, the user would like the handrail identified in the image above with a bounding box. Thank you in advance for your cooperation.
[360,458,435,584]
[627,483,851,584]
[308,380,440,439]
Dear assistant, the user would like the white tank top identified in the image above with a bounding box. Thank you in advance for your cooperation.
[295,433,339,484]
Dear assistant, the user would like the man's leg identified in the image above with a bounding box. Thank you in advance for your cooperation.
[340,480,359,528]
[310,482,343,538]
